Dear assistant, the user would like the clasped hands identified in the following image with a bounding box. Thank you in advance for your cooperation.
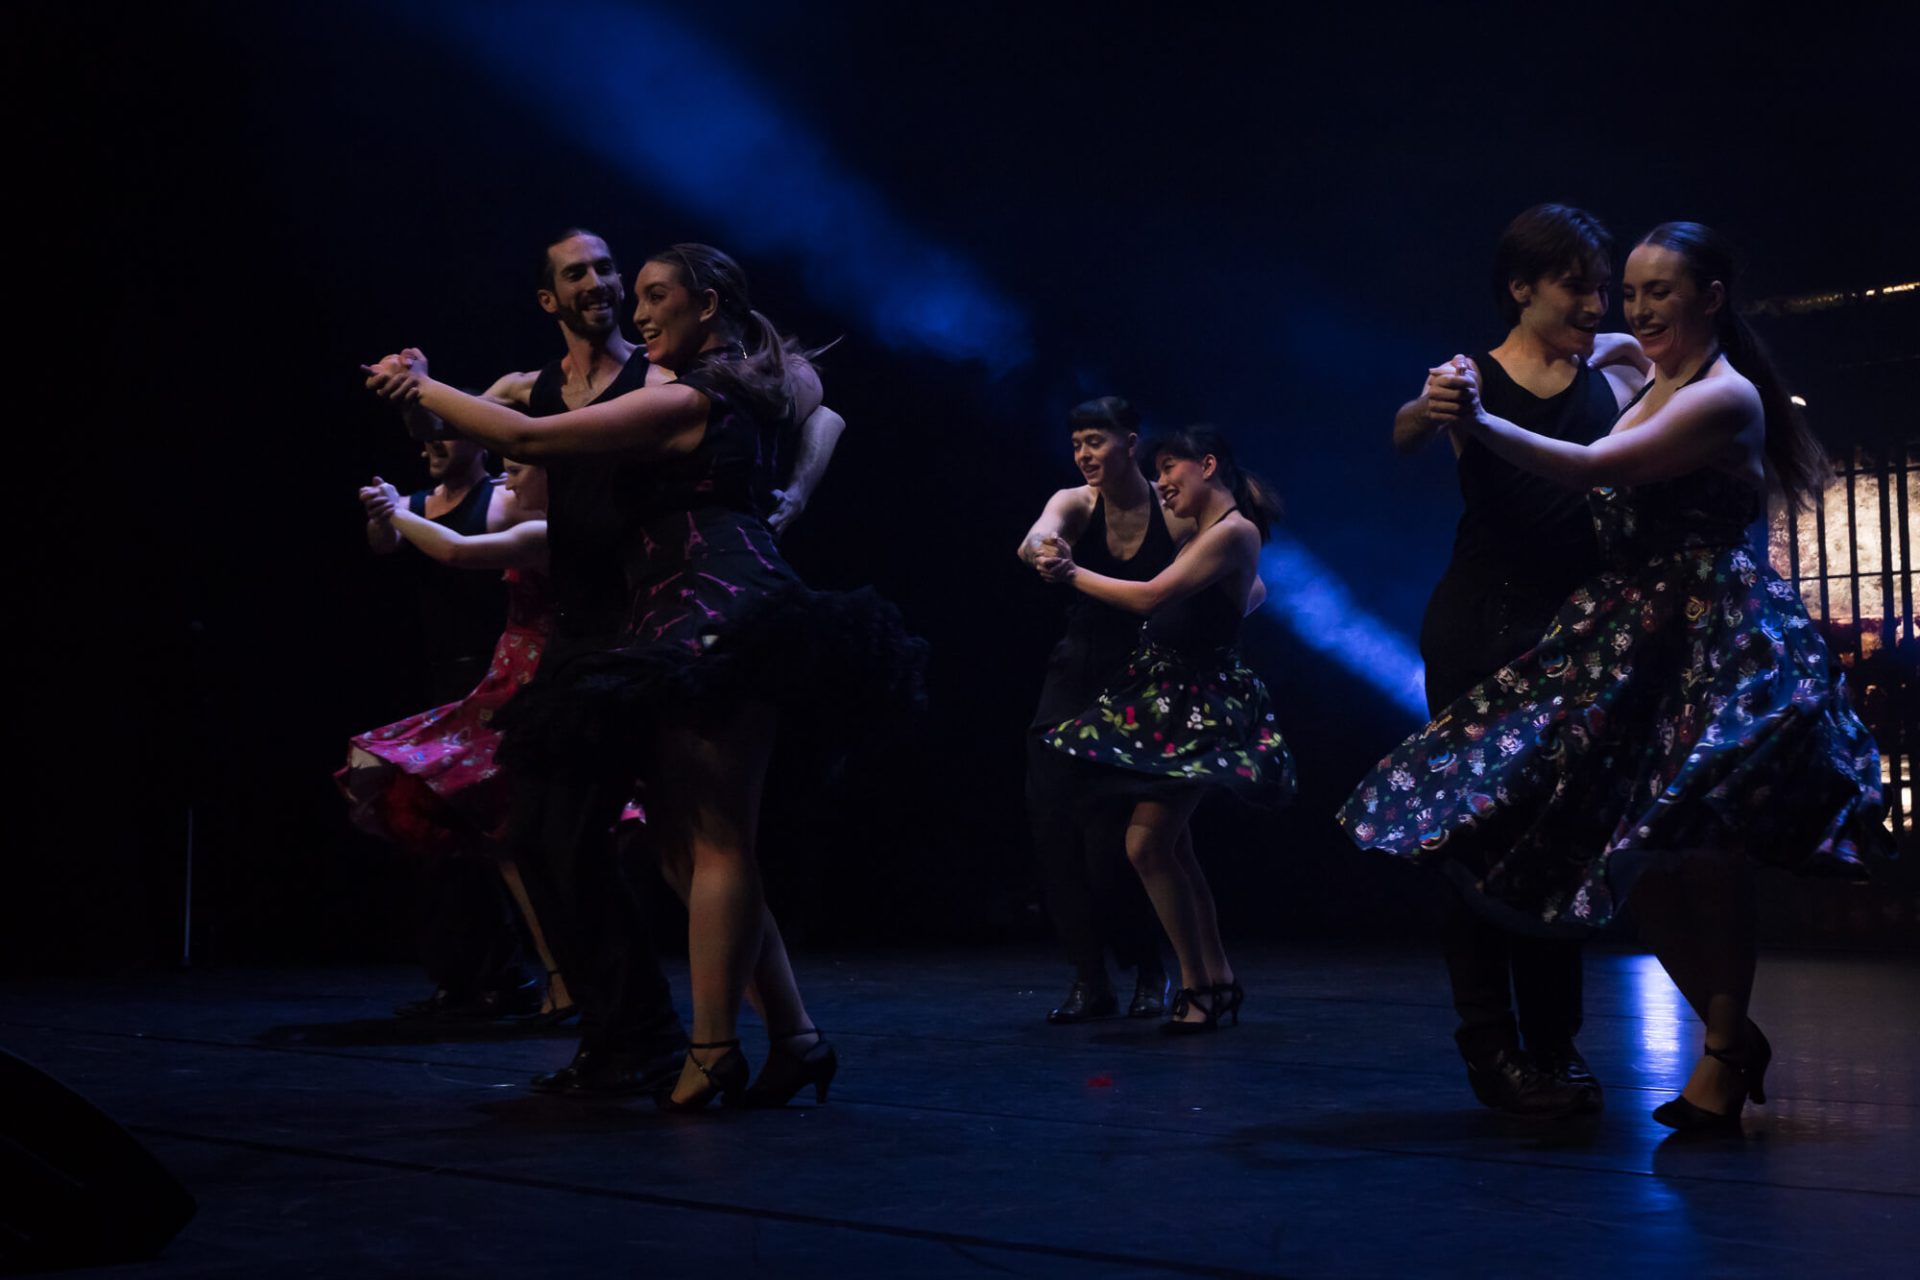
[1422,354,1487,433]
[1029,535,1075,584]
[359,477,403,522]
[362,347,431,403]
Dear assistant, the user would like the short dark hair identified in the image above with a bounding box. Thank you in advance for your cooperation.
[537,227,612,292]
[1067,395,1138,436]
[1490,204,1612,327]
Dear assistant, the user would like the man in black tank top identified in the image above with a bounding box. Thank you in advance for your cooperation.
[1018,398,1175,1023]
[1391,205,1647,1116]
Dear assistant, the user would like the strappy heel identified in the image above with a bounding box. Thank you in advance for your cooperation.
[1651,1020,1772,1134]
[742,1027,838,1108]
[1161,985,1235,1036]
[655,1038,749,1113]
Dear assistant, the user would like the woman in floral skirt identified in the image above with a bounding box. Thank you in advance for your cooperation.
[1037,425,1294,1033]
[1339,223,1887,1131]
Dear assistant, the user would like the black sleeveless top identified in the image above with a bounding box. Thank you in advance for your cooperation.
[529,353,653,640]
[1444,353,1615,590]
[405,479,503,696]
[1031,493,1177,728]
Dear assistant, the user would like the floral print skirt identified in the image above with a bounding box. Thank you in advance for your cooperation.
[1045,640,1295,810]
[1338,542,1885,932]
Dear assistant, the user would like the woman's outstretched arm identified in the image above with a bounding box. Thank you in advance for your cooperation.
[361,480,549,572]
[1440,356,1758,488]
[364,354,707,461]
[1037,516,1254,616]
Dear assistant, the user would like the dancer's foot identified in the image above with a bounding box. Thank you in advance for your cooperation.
[659,1040,749,1112]
[1655,1022,1771,1132]
[1462,1047,1586,1118]
[530,1038,686,1096]
[1128,969,1171,1019]
[1047,979,1118,1024]
[1530,1041,1604,1113]
[742,1028,838,1107]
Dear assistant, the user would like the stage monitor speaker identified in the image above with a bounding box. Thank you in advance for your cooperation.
[0,1049,196,1273]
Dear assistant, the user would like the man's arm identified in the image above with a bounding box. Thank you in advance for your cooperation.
[1017,487,1094,565]
[767,405,846,536]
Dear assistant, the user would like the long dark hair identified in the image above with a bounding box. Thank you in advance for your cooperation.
[646,243,804,421]
[1149,424,1281,543]
[1637,221,1830,510]
[1491,204,1612,328]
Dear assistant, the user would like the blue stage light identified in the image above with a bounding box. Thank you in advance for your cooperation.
[1259,538,1428,719]
[393,0,1028,372]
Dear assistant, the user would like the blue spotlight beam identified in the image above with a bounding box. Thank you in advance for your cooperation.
[1259,538,1429,720]
[387,0,1028,372]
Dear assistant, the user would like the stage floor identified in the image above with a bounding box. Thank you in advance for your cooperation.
[4,946,1916,1278]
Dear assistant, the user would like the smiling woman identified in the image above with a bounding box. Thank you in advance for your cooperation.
[363,242,926,1114]
[1342,220,1889,1136]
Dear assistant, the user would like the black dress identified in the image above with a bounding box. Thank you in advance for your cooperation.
[501,350,924,781]
[1027,495,1176,978]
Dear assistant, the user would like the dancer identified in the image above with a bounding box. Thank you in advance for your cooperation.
[1037,425,1293,1032]
[1018,397,1176,1023]
[342,461,571,1018]
[377,229,848,1096]
[365,242,923,1109]
[358,438,537,1018]
[1342,222,1886,1132]
[1389,204,1647,1115]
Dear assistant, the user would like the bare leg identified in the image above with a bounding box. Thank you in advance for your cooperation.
[1124,793,1230,1024]
[1633,850,1759,1112]
[497,861,573,1014]
[660,704,778,1104]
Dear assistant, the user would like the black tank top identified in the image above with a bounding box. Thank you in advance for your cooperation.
[406,478,504,683]
[1444,353,1616,589]
[529,353,653,640]
[1068,493,1177,659]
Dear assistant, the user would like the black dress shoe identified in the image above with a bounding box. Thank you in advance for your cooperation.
[1463,1047,1586,1117]
[1128,973,1170,1019]
[1531,1042,1604,1113]
[1047,981,1118,1024]
[395,977,545,1022]
[530,1041,687,1096]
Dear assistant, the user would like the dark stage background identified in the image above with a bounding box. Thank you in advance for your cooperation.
[15,1,1916,975]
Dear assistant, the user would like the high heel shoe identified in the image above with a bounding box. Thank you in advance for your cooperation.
[741,1027,838,1108]
[1651,1020,1772,1134]
[1160,986,1226,1036]
[655,1039,749,1113]
[1213,980,1245,1027]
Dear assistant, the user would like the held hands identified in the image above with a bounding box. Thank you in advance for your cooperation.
[1032,535,1075,584]
[1422,355,1485,434]
[362,348,431,404]
[359,476,404,522]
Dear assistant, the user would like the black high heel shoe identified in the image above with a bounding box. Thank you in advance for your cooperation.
[742,1027,838,1107]
[1160,986,1222,1036]
[655,1039,749,1113]
[1214,980,1245,1027]
[1652,1020,1772,1134]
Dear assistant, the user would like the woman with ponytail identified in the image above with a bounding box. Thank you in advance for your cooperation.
[363,243,925,1112]
[1035,424,1295,1033]
[1340,222,1887,1132]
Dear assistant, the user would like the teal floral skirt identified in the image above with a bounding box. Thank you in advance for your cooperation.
[1044,640,1295,809]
